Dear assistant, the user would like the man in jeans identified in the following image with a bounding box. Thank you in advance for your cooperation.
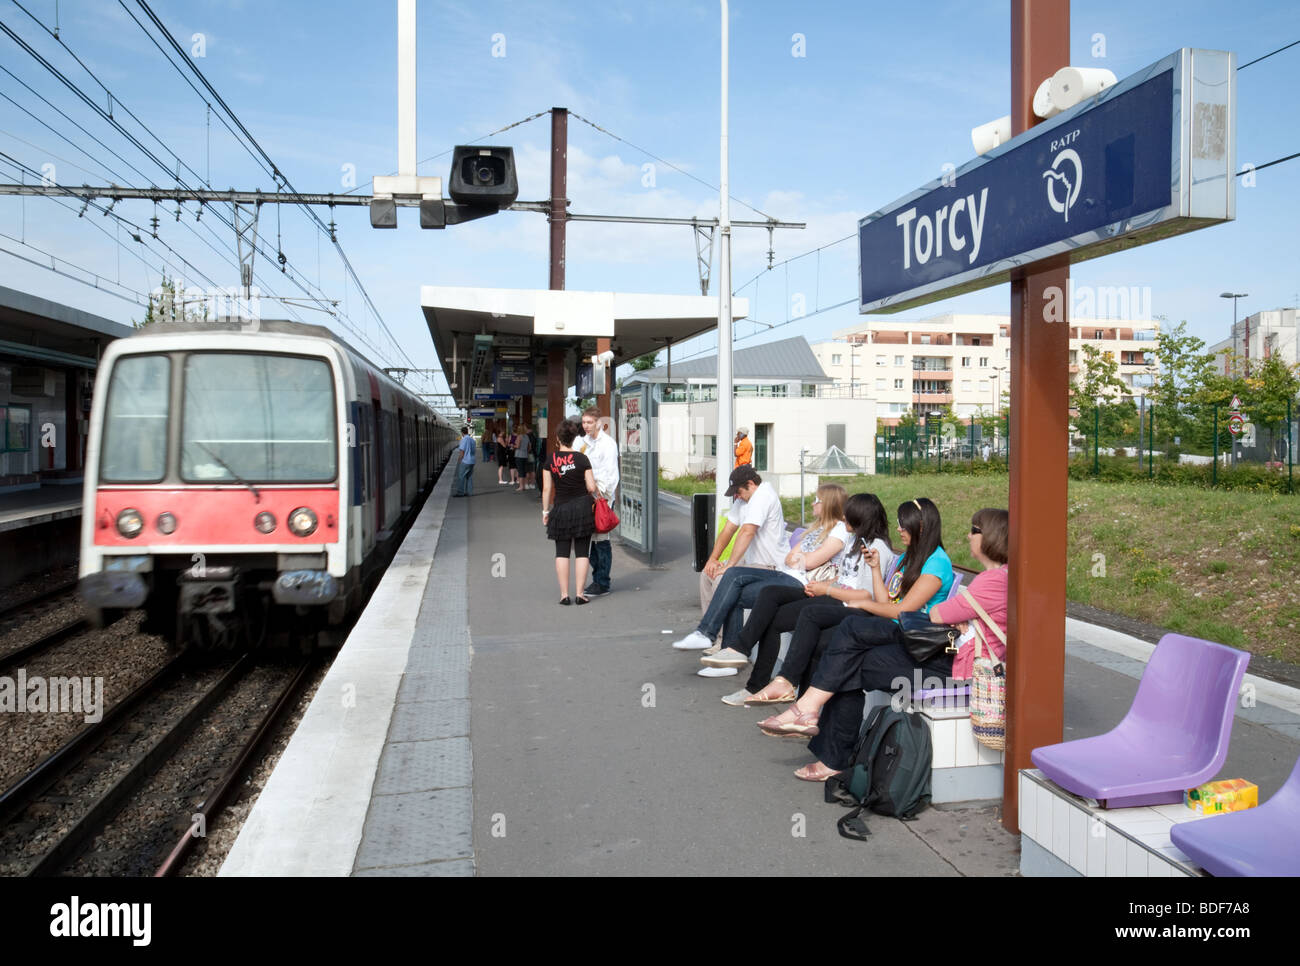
[453,426,476,497]
[674,465,790,652]
[579,407,620,595]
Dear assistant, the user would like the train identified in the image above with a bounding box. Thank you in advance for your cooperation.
[79,319,459,648]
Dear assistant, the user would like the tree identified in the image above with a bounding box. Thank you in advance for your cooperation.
[630,352,659,372]
[1149,319,1215,449]
[133,274,208,328]
[1071,344,1134,447]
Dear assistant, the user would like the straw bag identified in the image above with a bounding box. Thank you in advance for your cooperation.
[960,587,1007,751]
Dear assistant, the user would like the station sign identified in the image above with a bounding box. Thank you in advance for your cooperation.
[859,49,1235,313]
[473,392,514,401]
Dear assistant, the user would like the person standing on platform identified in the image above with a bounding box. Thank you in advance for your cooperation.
[514,425,534,492]
[579,407,620,596]
[542,418,599,605]
[734,427,753,468]
[453,427,476,497]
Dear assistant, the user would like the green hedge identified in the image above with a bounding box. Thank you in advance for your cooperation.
[872,456,1294,492]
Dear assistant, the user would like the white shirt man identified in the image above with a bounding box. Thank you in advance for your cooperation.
[698,464,788,612]
[579,409,620,594]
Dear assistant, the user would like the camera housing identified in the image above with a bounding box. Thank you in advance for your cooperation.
[449,146,519,208]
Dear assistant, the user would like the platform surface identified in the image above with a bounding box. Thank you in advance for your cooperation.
[221,459,1300,877]
[0,483,82,532]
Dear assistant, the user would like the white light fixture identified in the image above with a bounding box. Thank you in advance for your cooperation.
[1049,66,1117,111]
[971,115,1012,157]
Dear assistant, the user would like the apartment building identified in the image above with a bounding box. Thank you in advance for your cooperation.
[812,312,1160,425]
[1206,308,1299,376]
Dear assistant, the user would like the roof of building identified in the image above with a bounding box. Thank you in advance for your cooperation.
[627,335,832,383]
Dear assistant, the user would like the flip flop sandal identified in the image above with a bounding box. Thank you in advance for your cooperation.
[794,763,842,782]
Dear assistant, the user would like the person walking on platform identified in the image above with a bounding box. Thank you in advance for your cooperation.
[453,427,476,497]
[542,419,600,605]
[496,432,512,485]
[734,427,753,468]
[579,407,619,596]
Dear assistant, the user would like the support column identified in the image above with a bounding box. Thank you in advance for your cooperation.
[1005,0,1070,833]
[546,107,568,439]
[595,336,612,420]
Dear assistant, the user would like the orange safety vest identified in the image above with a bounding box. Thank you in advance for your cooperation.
[734,436,753,468]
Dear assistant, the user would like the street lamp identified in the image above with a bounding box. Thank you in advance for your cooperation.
[991,365,1008,453]
[1220,292,1248,374]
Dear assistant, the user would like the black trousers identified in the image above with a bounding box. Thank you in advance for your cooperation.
[806,614,954,770]
[739,593,852,695]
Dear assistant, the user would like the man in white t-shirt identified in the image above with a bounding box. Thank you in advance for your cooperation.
[579,408,620,596]
[698,465,788,610]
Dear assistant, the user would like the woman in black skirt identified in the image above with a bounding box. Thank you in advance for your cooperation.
[542,418,600,605]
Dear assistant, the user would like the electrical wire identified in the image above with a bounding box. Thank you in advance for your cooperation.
[1237,39,1299,71]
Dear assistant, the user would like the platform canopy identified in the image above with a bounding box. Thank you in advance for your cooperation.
[421,285,749,406]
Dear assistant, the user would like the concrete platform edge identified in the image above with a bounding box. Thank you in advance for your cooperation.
[218,471,455,877]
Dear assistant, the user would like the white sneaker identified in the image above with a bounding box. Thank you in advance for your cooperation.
[721,689,755,706]
[702,644,720,655]
[697,666,738,677]
[701,647,749,668]
[671,630,713,650]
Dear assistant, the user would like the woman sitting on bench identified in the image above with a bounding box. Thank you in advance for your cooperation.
[754,497,952,780]
[765,504,1009,783]
[707,492,896,706]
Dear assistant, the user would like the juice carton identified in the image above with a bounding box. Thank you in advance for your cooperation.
[1184,779,1258,815]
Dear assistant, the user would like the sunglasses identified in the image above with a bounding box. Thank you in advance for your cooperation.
[970,525,982,535]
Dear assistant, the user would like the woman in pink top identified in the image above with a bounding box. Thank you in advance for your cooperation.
[927,507,1008,679]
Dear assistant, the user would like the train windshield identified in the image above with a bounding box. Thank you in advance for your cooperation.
[181,353,337,483]
[101,354,171,482]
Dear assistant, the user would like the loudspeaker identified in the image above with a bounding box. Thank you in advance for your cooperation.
[448,146,518,208]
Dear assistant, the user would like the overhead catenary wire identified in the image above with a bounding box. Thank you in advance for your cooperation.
[5,1,419,379]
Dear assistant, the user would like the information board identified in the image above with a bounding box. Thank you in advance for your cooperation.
[614,383,657,556]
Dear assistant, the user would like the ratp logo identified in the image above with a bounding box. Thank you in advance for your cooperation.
[1042,148,1082,223]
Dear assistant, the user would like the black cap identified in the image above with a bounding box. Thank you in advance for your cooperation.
[724,464,761,497]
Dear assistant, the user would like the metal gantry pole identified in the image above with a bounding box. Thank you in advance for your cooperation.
[715,0,734,509]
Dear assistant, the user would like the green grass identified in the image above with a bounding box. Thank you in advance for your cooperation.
[776,473,1300,665]
[657,471,716,499]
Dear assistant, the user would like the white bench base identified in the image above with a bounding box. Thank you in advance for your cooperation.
[1019,768,1207,877]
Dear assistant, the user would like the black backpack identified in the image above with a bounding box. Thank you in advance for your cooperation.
[824,704,932,840]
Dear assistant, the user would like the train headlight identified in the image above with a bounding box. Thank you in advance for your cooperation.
[116,508,144,539]
[287,507,318,538]
[254,511,277,534]
[156,512,177,535]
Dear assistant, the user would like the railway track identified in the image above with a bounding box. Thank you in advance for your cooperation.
[0,580,78,624]
[0,617,90,677]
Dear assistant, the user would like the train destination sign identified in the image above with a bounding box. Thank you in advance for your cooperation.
[859,49,1235,313]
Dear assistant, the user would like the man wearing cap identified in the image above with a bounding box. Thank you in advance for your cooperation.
[734,427,753,468]
[690,464,788,617]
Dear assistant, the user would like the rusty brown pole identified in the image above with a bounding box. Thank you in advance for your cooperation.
[546,108,569,440]
[1004,0,1070,833]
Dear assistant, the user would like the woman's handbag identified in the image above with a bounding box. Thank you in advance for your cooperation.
[897,611,961,664]
[593,496,620,534]
[805,562,839,584]
[959,588,1008,751]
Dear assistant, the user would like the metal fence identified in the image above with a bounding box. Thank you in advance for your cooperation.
[869,400,1296,492]
[1075,400,1295,490]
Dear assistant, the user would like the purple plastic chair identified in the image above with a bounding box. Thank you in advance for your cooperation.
[1031,634,1250,808]
[1169,756,1300,876]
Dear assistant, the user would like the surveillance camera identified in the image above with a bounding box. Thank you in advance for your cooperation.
[449,146,519,208]
[1033,77,1060,119]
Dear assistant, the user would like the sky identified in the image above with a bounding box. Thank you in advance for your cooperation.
[1,0,1297,401]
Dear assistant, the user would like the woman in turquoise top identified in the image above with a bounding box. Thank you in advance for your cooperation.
[756,497,957,781]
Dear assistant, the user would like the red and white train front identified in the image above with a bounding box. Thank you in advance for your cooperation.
[80,327,350,648]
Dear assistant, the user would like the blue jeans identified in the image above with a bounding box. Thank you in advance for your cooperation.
[456,462,474,496]
[587,538,612,589]
[697,567,804,651]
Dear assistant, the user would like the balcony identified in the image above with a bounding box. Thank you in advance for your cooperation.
[911,368,953,380]
[913,392,954,405]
